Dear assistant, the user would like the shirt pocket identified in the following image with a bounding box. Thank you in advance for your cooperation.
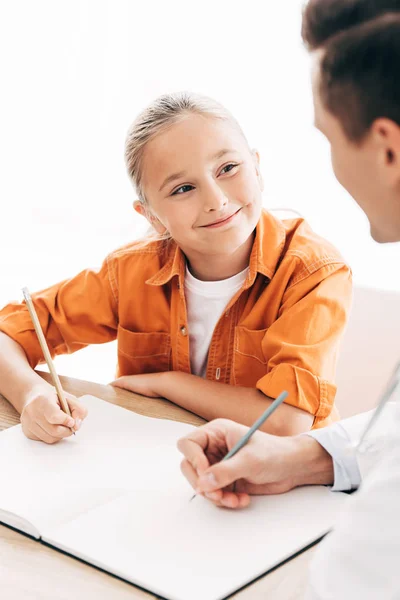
[117,325,172,375]
[232,326,269,386]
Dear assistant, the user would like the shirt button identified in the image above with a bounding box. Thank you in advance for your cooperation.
[180,326,187,336]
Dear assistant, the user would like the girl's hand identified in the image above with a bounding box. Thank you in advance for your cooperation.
[177,419,332,509]
[110,373,164,397]
[20,383,88,444]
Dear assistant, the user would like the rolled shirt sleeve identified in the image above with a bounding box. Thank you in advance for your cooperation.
[255,262,352,428]
[0,257,118,368]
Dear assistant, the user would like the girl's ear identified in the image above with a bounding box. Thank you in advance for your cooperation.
[133,200,168,235]
[133,200,147,218]
[252,149,264,191]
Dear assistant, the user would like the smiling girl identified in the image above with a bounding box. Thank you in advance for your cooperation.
[0,92,352,443]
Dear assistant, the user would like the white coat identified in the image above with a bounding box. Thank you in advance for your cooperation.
[306,400,400,599]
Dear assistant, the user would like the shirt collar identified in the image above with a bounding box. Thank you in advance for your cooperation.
[145,239,185,290]
[244,209,286,289]
[146,210,286,289]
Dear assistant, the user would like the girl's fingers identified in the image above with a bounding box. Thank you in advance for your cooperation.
[24,427,41,442]
[110,377,134,391]
[44,404,75,428]
[21,391,86,441]
[37,418,74,440]
[66,395,88,431]
[28,423,61,445]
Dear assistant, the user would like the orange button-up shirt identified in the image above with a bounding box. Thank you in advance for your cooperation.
[0,210,352,428]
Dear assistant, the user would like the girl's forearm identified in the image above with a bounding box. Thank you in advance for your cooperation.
[0,332,51,413]
[154,371,313,435]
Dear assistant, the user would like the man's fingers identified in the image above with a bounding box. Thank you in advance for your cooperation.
[180,455,252,510]
[218,491,251,509]
[201,490,250,510]
[204,490,223,502]
[178,428,210,453]
[177,432,211,474]
[197,453,250,493]
[180,459,199,490]
[181,461,225,508]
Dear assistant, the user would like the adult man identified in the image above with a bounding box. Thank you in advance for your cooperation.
[178,1,400,597]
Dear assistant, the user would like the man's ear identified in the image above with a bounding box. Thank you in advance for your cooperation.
[252,149,264,191]
[133,200,168,235]
[371,118,400,168]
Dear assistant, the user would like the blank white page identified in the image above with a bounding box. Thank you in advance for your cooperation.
[45,484,348,600]
[0,395,195,536]
[1,395,349,600]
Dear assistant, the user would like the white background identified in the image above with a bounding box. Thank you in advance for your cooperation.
[1,0,399,382]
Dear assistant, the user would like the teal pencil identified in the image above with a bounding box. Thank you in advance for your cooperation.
[190,390,289,502]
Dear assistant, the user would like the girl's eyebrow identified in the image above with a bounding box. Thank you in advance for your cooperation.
[210,148,237,160]
[158,149,238,192]
[159,170,186,192]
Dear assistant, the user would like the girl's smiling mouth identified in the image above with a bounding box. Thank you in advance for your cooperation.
[199,208,242,229]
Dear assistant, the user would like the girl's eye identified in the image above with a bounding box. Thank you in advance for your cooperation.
[171,184,194,196]
[220,163,238,175]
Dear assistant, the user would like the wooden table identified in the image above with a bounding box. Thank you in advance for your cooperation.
[0,372,315,600]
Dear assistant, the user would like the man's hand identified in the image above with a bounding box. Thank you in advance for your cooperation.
[178,418,334,509]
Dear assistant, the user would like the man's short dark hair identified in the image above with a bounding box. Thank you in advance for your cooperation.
[302,3,400,142]
[302,0,400,50]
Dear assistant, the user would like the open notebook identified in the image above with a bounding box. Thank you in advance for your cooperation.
[0,396,348,600]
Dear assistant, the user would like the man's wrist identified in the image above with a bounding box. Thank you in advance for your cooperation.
[290,435,334,487]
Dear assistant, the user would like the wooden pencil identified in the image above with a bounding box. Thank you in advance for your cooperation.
[22,287,73,422]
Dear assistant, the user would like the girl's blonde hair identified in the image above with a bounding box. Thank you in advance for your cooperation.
[124,91,249,205]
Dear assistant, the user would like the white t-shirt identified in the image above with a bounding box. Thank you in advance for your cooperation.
[184,265,249,378]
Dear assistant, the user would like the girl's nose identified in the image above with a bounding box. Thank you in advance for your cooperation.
[203,183,228,211]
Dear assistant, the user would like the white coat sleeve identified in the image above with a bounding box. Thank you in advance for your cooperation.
[306,402,397,491]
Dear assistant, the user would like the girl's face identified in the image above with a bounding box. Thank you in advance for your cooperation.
[138,114,263,259]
